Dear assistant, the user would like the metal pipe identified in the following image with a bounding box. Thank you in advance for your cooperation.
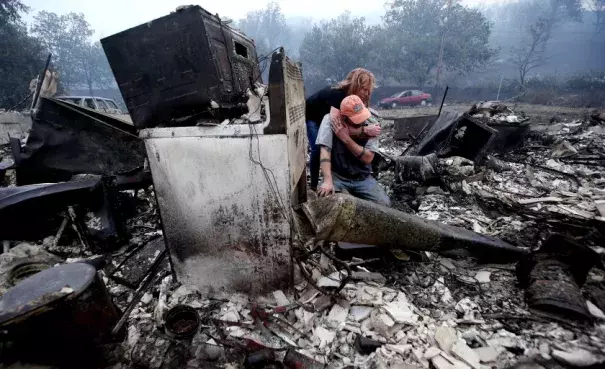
[496,74,504,101]
[437,85,449,118]
[300,194,527,262]
[400,86,450,157]
[111,250,167,335]
[31,53,52,112]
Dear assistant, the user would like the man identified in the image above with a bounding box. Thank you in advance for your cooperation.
[315,95,390,207]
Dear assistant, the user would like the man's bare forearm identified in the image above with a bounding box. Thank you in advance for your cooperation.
[340,138,375,165]
[319,146,333,181]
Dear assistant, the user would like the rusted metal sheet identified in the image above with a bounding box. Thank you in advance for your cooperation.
[13,97,145,185]
[393,115,437,140]
[143,131,292,295]
[411,112,497,164]
[267,52,308,205]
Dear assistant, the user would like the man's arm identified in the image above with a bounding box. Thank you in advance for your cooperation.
[317,146,334,196]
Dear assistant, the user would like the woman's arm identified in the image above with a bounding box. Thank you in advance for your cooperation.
[330,106,342,124]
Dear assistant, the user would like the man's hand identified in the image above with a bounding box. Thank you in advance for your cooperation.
[317,180,335,197]
[331,116,350,142]
[364,124,382,137]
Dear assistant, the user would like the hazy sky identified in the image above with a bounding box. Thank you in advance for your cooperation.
[23,0,504,39]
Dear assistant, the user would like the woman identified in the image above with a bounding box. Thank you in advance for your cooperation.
[305,68,381,190]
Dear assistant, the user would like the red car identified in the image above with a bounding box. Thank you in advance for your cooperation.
[378,90,432,109]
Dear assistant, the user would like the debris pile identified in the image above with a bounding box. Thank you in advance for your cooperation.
[380,105,605,252]
[119,241,605,369]
[2,5,605,365]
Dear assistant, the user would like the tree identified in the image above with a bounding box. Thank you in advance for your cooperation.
[511,19,551,87]
[0,0,28,23]
[299,12,377,89]
[79,42,114,96]
[30,11,114,94]
[381,0,498,88]
[0,0,45,109]
[238,2,292,59]
[509,0,582,87]
[587,0,605,32]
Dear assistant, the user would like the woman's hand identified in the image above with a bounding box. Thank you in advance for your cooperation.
[364,124,382,137]
[331,116,350,142]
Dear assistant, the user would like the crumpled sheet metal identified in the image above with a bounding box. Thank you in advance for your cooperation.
[516,235,600,321]
[524,258,591,321]
[301,194,527,260]
[14,97,146,185]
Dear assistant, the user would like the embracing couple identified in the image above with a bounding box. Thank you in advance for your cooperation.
[305,69,390,207]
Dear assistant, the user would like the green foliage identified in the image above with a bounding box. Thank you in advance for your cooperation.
[299,1,497,90]
[382,0,498,88]
[0,0,45,109]
[238,1,291,58]
[299,12,378,88]
[551,0,583,21]
[509,0,583,87]
[31,11,114,94]
[587,0,605,31]
[566,71,605,90]
[0,0,28,24]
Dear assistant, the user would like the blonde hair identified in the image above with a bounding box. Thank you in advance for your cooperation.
[334,68,376,106]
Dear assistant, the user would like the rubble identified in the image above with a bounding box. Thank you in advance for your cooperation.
[435,326,459,353]
[586,300,605,319]
[451,340,481,369]
[474,270,491,283]
[551,348,603,367]
[473,346,499,363]
[1,19,605,368]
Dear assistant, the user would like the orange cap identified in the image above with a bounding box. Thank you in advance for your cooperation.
[340,95,371,125]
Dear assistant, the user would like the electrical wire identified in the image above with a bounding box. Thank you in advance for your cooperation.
[253,46,282,85]
[218,45,292,224]
[6,91,34,112]
[247,120,290,221]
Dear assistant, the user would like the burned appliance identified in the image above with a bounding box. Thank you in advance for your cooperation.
[410,111,497,164]
[101,5,261,129]
[139,51,306,295]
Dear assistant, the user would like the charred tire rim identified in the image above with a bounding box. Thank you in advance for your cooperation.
[420,100,427,106]
[391,102,398,109]
[165,305,200,340]
[8,262,52,287]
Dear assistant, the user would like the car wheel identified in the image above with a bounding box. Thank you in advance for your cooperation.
[391,102,398,109]
[420,100,427,107]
